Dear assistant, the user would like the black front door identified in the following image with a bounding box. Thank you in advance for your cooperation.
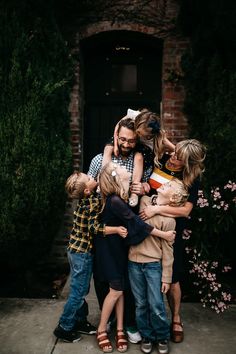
[82,31,163,172]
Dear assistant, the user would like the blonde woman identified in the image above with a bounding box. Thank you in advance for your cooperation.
[139,139,206,344]
[95,162,176,353]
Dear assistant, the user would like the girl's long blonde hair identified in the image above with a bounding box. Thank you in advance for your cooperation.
[99,162,129,210]
[176,139,207,187]
[134,109,165,166]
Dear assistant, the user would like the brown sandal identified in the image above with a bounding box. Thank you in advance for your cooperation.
[96,331,113,353]
[115,329,128,353]
[171,322,184,343]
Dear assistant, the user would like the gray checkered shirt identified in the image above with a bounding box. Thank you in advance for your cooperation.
[87,153,152,182]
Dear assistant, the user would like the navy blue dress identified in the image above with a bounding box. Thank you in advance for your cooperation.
[94,194,153,290]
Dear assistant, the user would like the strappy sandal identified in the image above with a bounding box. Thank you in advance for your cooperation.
[96,331,113,353]
[115,329,128,353]
[171,322,184,343]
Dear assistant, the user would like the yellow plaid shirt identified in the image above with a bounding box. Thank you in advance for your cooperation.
[67,193,105,253]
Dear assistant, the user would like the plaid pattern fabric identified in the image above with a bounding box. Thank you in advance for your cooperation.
[68,193,104,253]
[87,153,152,182]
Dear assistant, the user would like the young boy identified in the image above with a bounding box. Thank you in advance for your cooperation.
[128,179,188,354]
[53,172,127,342]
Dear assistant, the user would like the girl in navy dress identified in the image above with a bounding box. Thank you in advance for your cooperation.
[95,162,176,353]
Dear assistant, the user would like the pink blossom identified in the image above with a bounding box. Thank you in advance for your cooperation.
[185,181,235,314]
[222,266,232,273]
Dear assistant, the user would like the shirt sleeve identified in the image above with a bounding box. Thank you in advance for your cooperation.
[87,154,103,179]
[160,217,175,283]
[87,195,105,235]
[188,178,200,205]
[88,215,105,235]
[110,195,154,246]
[161,239,174,283]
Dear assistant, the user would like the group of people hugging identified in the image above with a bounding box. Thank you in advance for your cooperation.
[53,108,206,354]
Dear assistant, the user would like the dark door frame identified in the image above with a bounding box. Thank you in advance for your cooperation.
[81,31,163,171]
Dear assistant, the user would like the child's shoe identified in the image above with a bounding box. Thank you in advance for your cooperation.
[157,340,169,354]
[75,320,96,335]
[126,326,141,343]
[53,324,81,342]
[129,193,139,207]
[140,338,153,353]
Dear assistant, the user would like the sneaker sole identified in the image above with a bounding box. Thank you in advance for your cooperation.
[128,338,141,344]
[78,330,96,335]
[158,346,169,354]
[140,348,152,354]
[56,336,82,343]
[54,333,82,343]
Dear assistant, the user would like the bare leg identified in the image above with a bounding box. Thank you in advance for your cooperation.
[167,282,184,342]
[129,152,143,207]
[115,294,128,352]
[97,288,123,352]
[115,293,124,330]
[98,288,123,332]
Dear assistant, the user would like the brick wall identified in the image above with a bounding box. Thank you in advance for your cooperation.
[68,0,189,168]
[162,36,190,143]
[52,0,190,262]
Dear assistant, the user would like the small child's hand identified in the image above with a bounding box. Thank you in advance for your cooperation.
[130,182,144,196]
[139,205,157,219]
[161,282,170,294]
[117,226,128,238]
[162,230,176,242]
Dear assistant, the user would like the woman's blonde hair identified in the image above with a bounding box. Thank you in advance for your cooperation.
[134,109,165,166]
[169,179,189,206]
[99,162,129,210]
[176,139,207,187]
[65,172,86,199]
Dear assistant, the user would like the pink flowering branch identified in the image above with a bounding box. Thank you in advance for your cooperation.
[183,180,235,313]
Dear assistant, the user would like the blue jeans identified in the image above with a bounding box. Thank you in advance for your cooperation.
[128,261,170,342]
[59,251,93,331]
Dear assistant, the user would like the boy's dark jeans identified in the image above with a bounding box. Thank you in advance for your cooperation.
[59,251,93,331]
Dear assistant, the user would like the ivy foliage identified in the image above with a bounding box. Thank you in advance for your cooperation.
[0,1,73,268]
[179,0,236,187]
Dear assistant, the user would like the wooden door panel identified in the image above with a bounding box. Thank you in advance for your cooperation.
[82,32,162,172]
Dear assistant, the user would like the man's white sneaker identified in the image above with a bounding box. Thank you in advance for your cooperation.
[126,328,142,343]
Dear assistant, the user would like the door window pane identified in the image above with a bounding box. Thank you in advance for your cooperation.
[111,64,137,92]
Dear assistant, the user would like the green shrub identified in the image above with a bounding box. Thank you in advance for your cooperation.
[0,4,73,269]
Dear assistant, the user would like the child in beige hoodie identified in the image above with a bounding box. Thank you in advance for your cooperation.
[128,179,188,354]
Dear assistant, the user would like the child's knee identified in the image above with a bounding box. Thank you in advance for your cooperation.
[109,288,123,299]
